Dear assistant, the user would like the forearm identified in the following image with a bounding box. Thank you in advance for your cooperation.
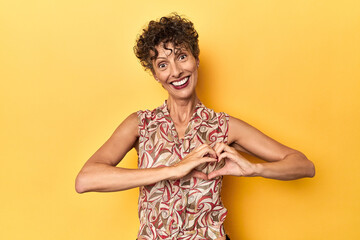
[254,152,315,180]
[75,163,174,193]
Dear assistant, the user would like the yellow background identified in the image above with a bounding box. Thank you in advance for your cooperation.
[1,0,359,239]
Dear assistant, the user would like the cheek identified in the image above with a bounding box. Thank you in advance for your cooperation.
[191,65,198,77]
[188,61,198,72]
[156,71,170,82]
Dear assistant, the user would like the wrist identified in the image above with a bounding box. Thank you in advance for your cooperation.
[253,163,264,177]
[166,165,178,180]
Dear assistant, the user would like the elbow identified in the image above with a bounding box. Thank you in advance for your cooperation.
[294,151,316,179]
[300,153,315,178]
[75,173,88,194]
[307,160,316,178]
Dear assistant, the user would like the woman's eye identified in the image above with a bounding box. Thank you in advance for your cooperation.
[179,54,187,60]
[158,63,166,69]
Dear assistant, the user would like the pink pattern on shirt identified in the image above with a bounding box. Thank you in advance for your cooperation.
[137,101,229,239]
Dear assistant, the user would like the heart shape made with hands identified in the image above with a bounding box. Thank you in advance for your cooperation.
[185,142,256,180]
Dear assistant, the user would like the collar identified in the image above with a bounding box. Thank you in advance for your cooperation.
[159,100,210,146]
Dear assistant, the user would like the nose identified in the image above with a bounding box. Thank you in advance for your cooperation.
[171,61,183,78]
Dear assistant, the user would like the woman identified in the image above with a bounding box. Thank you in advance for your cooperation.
[75,13,315,240]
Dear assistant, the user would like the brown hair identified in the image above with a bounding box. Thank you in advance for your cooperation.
[134,13,199,71]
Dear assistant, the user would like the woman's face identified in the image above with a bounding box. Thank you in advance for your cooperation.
[151,43,199,100]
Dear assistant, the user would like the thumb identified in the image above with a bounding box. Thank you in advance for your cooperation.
[208,168,228,179]
[190,170,208,180]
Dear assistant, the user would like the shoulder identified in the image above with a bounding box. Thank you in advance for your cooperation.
[114,112,139,138]
[137,104,167,126]
[201,105,229,124]
[198,105,230,137]
[199,105,229,121]
[117,106,163,141]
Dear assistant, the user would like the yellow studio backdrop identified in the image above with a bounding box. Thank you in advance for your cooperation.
[1,0,359,239]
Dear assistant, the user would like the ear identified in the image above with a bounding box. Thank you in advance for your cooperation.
[151,69,159,82]
[196,59,200,68]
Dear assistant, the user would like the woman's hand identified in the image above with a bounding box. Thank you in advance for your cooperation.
[168,143,217,180]
[208,142,259,179]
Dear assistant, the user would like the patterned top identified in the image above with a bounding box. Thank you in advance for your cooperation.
[136,101,229,239]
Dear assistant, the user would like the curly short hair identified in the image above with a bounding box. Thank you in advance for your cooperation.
[134,13,199,71]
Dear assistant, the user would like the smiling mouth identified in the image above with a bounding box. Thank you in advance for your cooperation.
[170,76,190,89]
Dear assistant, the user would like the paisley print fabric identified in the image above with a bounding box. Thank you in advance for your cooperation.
[136,101,229,239]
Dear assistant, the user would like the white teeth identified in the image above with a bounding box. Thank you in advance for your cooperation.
[172,77,189,86]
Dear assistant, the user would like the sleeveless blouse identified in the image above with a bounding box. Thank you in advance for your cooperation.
[136,101,229,239]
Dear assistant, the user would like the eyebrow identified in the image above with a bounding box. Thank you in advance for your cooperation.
[174,48,187,55]
[154,47,188,62]
[155,56,167,60]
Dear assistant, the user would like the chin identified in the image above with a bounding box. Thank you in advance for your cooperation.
[169,82,197,100]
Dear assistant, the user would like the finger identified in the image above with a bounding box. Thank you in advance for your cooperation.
[217,152,228,162]
[198,145,217,159]
[193,143,210,154]
[221,143,237,154]
[214,142,226,150]
[208,168,228,179]
[213,142,220,152]
[218,152,236,163]
[199,143,211,149]
[205,146,217,158]
[213,142,222,153]
[191,170,208,180]
[201,157,218,164]
[213,142,227,158]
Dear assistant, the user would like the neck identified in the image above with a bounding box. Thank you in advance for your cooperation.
[166,94,200,123]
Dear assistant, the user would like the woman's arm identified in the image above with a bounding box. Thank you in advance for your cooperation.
[75,113,217,193]
[208,116,315,180]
